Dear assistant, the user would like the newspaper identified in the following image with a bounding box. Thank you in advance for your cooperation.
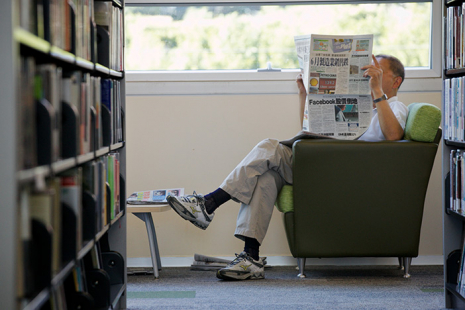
[126,188,184,205]
[295,34,374,140]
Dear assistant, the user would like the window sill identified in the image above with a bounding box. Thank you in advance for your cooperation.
[126,70,442,95]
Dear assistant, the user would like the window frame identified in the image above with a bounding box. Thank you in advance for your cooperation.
[125,0,442,95]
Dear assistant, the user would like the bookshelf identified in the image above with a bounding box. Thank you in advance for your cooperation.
[444,0,465,308]
[0,0,127,309]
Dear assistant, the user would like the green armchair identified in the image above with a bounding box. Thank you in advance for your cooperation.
[276,102,441,278]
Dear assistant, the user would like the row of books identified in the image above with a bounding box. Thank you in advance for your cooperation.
[17,154,122,301]
[447,148,465,294]
[450,149,465,214]
[95,1,124,71]
[444,77,465,142]
[33,242,123,310]
[446,4,465,70]
[18,0,123,70]
[18,56,123,171]
[456,235,465,297]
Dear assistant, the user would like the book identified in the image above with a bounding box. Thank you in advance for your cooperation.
[451,149,457,212]
[445,4,465,69]
[96,157,106,228]
[113,80,122,142]
[457,150,463,212]
[444,76,465,142]
[30,189,55,294]
[94,1,123,70]
[34,76,55,166]
[80,73,92,154]
[82,161,98,240]
[190,261,228,271]
[115,154,120,214]
[90,243,102,269]
[107,154,115,219]
[127,188,185,205]
[49,177,63,278]
[103,152,122,219]
[60,168,83,253]
[101,78,113,145]
[19,0,35,33]
[193,253,231,264]
[94,1,112,63]
[46,64,63,162]
[18,57,37,170]
[17,187,33,299]
[93,76,103,150]
[37,63,62,163]
[62,71,82,157]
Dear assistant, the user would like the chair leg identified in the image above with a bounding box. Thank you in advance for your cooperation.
[297,258,306,278]
[402,257,412,278]
[398,257,404,270]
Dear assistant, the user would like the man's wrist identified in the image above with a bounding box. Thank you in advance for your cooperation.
[371,88,384,99]
[373,94,387,104]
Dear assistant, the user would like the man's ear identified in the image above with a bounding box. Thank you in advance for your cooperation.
[393,76,402,90]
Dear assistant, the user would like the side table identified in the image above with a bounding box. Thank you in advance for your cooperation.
[127,204,171,278]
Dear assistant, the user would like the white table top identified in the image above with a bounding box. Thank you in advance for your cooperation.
[126,203,171,213]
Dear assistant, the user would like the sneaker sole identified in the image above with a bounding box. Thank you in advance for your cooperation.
[216,270,265,281]
[167,197,208,230]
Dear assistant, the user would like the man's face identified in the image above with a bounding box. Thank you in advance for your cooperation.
[377,58,401,97]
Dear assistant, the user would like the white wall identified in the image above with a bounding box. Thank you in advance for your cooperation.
[125,85,443,266]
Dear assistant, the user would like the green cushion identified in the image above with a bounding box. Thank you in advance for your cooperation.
[404,103,441,142]
[275,185,294,213]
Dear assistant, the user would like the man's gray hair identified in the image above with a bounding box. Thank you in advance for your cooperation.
[375,54,405,89]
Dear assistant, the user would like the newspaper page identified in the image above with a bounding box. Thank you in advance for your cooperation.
[127,188,184,205]
[294,34,311,71]
[295,34,373,140]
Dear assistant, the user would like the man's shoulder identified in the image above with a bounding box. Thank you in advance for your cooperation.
[388,98,408,112]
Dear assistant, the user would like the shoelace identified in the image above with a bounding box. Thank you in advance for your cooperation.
[228,253,249,266]
[184,191,204,204]
[230,252,266,269]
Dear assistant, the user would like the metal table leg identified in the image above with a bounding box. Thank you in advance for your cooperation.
[134,212,162,278]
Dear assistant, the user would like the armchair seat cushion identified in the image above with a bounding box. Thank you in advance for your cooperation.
[276,185,294,213]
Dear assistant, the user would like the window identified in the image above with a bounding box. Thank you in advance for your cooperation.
[125,1,434,71]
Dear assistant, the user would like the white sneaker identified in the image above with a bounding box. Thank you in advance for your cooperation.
[166,192,214,230]
[216,252,265,280]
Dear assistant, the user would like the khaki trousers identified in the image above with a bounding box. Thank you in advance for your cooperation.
[220,139,293,244]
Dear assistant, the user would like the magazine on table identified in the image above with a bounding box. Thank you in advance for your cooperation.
[294,34,374,140]
[126,188,184,205]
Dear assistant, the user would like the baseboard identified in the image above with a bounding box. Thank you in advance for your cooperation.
[128,255,444,268]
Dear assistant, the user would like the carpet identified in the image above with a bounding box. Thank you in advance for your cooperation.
[127,265,445,310]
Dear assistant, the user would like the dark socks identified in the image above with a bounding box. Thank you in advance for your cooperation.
[204,188,231,214]
[244,237,260,261]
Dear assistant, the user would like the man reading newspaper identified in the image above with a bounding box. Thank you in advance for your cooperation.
[167,54,408,281]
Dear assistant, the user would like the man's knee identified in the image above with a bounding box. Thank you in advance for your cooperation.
[256,138,279,149]
[256,170,285,192]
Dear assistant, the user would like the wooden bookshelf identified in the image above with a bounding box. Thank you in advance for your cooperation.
[0,0,127,309]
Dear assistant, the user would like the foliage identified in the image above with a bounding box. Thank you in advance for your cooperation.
[125,3,431,70]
